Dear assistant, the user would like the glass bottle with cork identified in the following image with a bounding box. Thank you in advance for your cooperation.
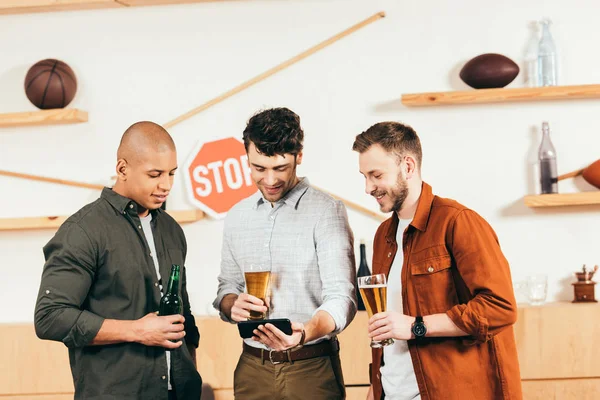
[539,121,558,194]
[356,239,371,311]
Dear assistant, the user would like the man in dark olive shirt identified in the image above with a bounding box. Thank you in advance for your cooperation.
[34,121,202,400]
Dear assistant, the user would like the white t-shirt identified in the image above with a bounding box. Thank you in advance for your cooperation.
[380,218,420,400]
[140,214,172,391]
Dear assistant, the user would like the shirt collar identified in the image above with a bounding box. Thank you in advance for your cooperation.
[385,181,434,242]
[101,187,162,219]
[253,177,310,210]
[410,181,434,232]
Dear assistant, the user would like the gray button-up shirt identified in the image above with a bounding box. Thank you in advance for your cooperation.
[213,178,357,347]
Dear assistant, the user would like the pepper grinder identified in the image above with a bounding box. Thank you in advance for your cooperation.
[572,264,598,303]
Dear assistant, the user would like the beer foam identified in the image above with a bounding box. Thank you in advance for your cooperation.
[359,284,386,288]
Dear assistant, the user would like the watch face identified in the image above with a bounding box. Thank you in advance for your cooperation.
[413,323,427,337]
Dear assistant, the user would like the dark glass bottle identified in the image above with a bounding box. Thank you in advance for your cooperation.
[159,264,183,316]
[356,240,371,311]
[539,122,558,194]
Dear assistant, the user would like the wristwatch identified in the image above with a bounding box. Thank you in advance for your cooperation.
[411,316,427,339]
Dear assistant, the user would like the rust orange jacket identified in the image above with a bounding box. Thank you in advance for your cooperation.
[370,182,522,400]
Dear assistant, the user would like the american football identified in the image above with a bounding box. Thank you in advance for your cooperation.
[459,53,520,89]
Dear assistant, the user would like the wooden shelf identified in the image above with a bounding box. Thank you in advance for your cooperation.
[524,192,600,208]
[0,0,119,15]
[0,109,88,127]
[401,84,600,107]
[167,209,205,223]
[0,0,226,15]
[117,0,225,5]
[0,209,204,231]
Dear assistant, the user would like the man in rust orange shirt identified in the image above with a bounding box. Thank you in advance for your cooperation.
[352,122,522,400]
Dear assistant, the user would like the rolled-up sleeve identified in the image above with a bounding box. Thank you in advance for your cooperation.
[212,217,245,323]
[313,200,357,334]
[446,210,517,344]
[34,222,104,348]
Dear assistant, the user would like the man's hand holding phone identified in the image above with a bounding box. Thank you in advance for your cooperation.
[252,321,304,351]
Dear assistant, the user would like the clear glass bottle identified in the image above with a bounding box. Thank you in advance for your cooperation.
[539,122,558,194]
[538,18,558,86]
[524,22,539,87]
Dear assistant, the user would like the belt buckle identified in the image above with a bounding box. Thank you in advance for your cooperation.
[268,349,283,365]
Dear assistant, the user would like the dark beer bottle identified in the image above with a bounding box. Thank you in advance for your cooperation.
[159,264,183,316]
[538,121,558,194]
[356,240,371,311]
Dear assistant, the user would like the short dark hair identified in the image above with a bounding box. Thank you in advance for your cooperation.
[352,122,422,169]
[243,108,304,157]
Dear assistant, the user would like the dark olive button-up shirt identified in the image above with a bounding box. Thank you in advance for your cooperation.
[34,188,202,400]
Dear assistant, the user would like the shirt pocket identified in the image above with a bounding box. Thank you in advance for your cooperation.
[410,254,459,315]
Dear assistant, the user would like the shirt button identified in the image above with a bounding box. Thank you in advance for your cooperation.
[138,225,142,229]
[45,289,50,294]
[161,375,166,380]
[155,282,159,287]
[387,252,392,258]
[428,266,434,273]
[129,204,134,209]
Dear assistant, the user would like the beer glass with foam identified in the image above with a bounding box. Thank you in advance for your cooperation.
[244,264,271,320]
[358,273,394,348]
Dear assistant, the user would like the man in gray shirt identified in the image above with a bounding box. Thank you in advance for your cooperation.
[213,108,357,399]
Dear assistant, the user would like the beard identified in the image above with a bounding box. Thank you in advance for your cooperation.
[372,173,409,213]
[257,161,298,202]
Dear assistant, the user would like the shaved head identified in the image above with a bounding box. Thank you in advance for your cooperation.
[113,121,178,216]
[117,121,175,164]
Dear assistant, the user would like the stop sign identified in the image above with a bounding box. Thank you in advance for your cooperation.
[184,137,257,219]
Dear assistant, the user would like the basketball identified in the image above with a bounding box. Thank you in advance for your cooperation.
[24,59,78,109]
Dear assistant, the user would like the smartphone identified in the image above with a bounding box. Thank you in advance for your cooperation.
[237,318,292,339]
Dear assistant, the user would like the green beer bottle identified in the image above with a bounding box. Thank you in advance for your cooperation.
[159,264,183,316]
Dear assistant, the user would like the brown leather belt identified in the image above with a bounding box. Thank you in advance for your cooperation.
[243,338,339,364]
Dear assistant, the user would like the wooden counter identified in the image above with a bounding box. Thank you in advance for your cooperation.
[1,303,598,399]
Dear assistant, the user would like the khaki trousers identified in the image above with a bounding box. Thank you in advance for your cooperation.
[233,350,346,399]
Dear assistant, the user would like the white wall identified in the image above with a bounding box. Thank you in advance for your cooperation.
[1,0,599,323]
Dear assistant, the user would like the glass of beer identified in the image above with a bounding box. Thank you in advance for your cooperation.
[358,274,394,348]
[244,264,271,320]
